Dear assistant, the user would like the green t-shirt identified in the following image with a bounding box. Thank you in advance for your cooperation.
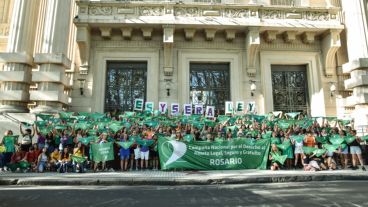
[3,136,17,153]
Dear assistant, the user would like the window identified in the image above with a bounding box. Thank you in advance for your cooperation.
[190,63,230,114]
[105,61,147,112]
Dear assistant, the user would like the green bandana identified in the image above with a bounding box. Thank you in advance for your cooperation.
[36,114,53,121]
[329,135,345,145]
[302,146,316,155]
[291,135,304,143]
[71,155,86,164]
[323,144,339,153]
[116,141,134,150]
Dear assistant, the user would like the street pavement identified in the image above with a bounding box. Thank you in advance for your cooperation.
[0,181,367,207]
[0,168,368,185]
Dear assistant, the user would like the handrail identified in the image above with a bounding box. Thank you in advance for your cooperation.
[0,112,22,124]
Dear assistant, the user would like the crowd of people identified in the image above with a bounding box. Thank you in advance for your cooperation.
[0,111,367,173]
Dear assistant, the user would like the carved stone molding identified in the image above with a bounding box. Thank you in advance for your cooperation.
[224,9,249,18]
[246,27,260,77]
[305,11,329,21]
[139,7,164,16]
[261,10,283,19]
[174,7,200,17]
[89,6,112,15]
[322,29,341,77]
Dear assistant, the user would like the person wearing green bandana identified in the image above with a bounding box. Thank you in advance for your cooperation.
[281,133,294,169]
[337,130,349,169]
[119,134,130,172]
[93,133,108,172]
[269,144,282,171]
[1,130,17,171]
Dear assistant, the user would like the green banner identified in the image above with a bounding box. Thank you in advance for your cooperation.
[91,142,114,162]
[158,137,270,170]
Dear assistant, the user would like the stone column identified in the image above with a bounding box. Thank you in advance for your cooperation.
[31,0,73,113]
[0,0,38,113]
[341,0,368,131]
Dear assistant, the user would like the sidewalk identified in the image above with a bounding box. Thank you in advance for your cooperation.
[1,169,368,186]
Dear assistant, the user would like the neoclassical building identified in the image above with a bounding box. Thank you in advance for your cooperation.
[0,0,367,130]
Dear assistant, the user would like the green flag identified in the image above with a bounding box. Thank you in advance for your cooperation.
[144,120,159,128]
[136,138,155,147]
[90,113,105,120]
[338,119,351,126]
[277,142,291,151]
[129,135,140,142]
[344,136,356,144]
[303,146,316,154]
[75,122,90,131]
[314,149,326,157]
[71,155,86,164]
[291,135,304,143]
[271,152,287,165]
[184,134,193,142]
[316,136,328,144]
[59,112,74,119]
[329,135,345,145]
[285,112,300,119]
[54,125,67,130]
[91,142,114,162]
[36,114,53,121]
[39,127,52,135]
[272,111,282,117]
[323,144,339,153]
[116,141,134,150]
[262,131,273,139]
[325,116,337,122]
[271,138,281,145]
[278,122,290,130]
[87,129,97,135]
[78,112,91,117]
[78,136,95,145]
[361,135,368,141]
[34,121,47,127]
[108,123,123,133]
[252,115,265,123]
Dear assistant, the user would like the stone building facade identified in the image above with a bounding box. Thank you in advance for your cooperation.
[0,0,367,130]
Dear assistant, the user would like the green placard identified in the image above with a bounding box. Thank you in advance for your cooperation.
[91,142,114,162]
